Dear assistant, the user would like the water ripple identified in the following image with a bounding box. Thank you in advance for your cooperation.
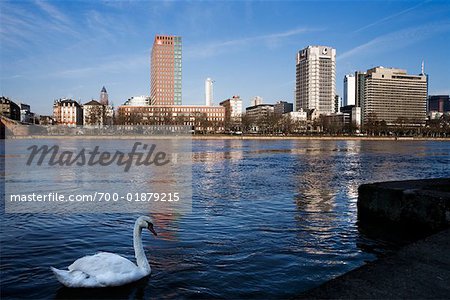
[1,139,450,298]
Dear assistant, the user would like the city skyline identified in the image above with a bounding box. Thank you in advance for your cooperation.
[1,1,450,115]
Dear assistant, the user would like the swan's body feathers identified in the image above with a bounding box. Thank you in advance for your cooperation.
[51,252,149,287]
[51,267,100,288]
[69,252,143,278]
[51,216,156,288]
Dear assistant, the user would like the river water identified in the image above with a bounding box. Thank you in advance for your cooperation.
[1,139,449,299]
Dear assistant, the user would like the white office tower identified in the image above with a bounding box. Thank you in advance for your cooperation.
[343,74,356,106]
[205,78,214,106]
[251,96,263,107]
[296,46,336,114]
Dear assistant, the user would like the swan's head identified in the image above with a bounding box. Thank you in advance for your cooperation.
[137,216,157,236]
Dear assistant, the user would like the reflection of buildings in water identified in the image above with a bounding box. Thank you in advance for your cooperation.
[39,140,84,187]
[150,139,189,177]
[294,165,336,215]
[343,140,361,153]
[293,142,342,250]
[192,140,244,195]
[294,187,337,254]
[298,140,364,210]
[341,140,361,202]
[293,140,371,255]
[345,183,359,202]
[201,140,224,174]
[146,212,180,242]
[294,140,337,213]
[192,140,244,164]
[294,176,335,213]
[192,147,244,199]
[358,141,405,182]
[192,140,245,213]
[75,139,192,215]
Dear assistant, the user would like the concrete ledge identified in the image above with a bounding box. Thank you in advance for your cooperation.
[297,228,450,299]
[357,178,450,233]
[297,179,450,299]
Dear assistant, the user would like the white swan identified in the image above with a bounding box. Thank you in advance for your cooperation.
[51,216,157,288]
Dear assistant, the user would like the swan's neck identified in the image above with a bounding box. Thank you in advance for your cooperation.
[133,222,151,273]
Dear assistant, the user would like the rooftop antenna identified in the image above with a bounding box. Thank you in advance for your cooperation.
[421,60,425,75]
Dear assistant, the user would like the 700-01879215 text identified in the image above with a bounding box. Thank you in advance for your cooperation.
[9,192,181,202]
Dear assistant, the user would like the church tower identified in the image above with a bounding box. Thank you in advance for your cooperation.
[100,86,109,105]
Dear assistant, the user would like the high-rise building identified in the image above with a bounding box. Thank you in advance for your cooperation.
[150,35,182,105]
[220,95,243,130]
[361,67,427,126]
[428,95,450,113]
[343,74,355,106]
[296,45,336,114]
[205,78,214,106]
[334,95,341,113]
[274,101,293,115]
[100,86,109,105]
[251,96,263,107]
[354,71,366,107]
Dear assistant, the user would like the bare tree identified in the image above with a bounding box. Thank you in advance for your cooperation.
[192,112,209,134]
[85,105,105,126]
[280,114,293,134]
[129,112,143,125]
[241,114,253,133]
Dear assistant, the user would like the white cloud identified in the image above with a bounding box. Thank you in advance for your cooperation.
[339,22,450,61]
[354,1,430,33]
[0,1,80,54]
[35,0,70,25]
[185,27,320,59]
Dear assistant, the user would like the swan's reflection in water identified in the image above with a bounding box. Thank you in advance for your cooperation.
[55,276,150,299]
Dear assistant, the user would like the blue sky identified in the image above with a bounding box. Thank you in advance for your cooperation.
[1,0,449,115]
